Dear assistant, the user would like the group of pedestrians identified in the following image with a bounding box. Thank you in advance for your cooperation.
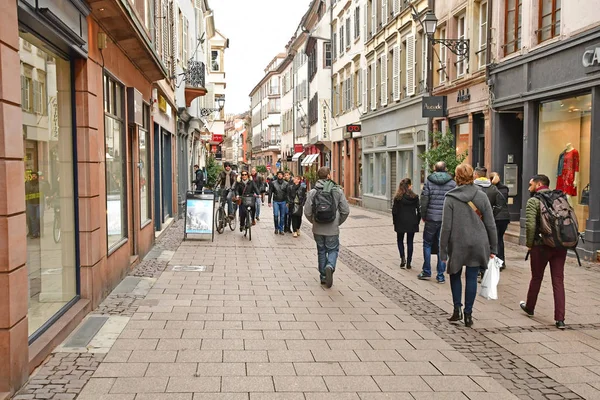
[392,162,569,329]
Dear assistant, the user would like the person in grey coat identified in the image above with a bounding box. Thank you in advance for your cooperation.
[304,167,350,288]
[440,164,498,328]
[418,161,457,283]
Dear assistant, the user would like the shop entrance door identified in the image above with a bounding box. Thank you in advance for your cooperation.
[162,131,173,220]
[154,123,162,231]
[472,113,485,168]
[129,125,138,257]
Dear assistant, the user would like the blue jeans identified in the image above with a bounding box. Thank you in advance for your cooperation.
[422,222,446,281]
[255,198,261,218]
[314,234,340,278]
[450,266,480,314]
[225,189,236,216]
[272,201,287,231]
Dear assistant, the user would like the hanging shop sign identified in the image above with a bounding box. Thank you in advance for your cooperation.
[212,134,223,142]
[344,124,361,139]
[158,95,167,113]
[422,96,447,118]
[127,87,143,126]
[321,100,328,139]
[294,144,304,153]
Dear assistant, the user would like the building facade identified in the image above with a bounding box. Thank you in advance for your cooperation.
[489,0,600,260]
[331,0,366,203]
[431,0,491,171]
[205,29,229,161]
[360,0,430,211]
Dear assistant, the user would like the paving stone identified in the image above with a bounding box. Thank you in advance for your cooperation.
[195,362,246,376]
[109,377,168,393]
[221,376,275,392]
[272,376,327,392]
[93,363,148,378]
[145,362,198,377]
[324,376,381,392]
[246,363,296,376]
[166,377,221,392]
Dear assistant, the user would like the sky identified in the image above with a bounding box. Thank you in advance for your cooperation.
[210,0,312,114]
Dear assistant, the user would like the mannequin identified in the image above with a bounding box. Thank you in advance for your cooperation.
[556,143,579,201]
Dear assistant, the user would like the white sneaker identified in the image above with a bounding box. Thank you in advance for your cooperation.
[293,232,298,238]
[296,230,301,236]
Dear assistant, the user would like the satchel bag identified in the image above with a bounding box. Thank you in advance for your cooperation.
[292,195,303,216]
[581,184,590,205]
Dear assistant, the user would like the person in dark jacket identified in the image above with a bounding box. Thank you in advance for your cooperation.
[491,171,511,270]
[283,171,293,232]
[193,164,205,194]
[287,175,307,237]
[440,164,498,328]
[216,162,238,218]
[418,161,457,283]
[392,178,421,269]
[251,167,264,221]
[268,170,289,235]
[234,171,260,231]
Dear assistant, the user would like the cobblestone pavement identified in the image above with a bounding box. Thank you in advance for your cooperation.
[15,207,600,400]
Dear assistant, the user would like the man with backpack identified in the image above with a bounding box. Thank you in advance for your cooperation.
[304,167,350,288]
[520,174,579,329]
[193,165,205,194]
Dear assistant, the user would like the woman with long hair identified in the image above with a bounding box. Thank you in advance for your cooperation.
[490,172,510,270]
[440,164,498,327]
[392,178,421,269]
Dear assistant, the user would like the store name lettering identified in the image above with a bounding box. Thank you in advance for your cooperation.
[424,103,443,110]
[582,47,600,68]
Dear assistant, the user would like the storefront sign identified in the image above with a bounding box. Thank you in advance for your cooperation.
[158,95,167,113]
[582,44,600,73]
[212,134,223,142]
[344,124,361,139]
[127,87,143,126]
[321,101,328,139]
[422,96,447,118]
[457,89,471,103]
[294,144,304,153]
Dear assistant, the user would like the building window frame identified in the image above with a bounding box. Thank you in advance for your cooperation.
[477,1,487,69]
[456,14,466,78]
[537,0,561,43]
[210,49,221,72]
[324,42,332,68]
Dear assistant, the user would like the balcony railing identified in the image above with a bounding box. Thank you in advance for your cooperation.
[187,60,206,88]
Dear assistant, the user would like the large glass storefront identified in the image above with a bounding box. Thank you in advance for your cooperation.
[20,33,77,336]
[538,94,591,232]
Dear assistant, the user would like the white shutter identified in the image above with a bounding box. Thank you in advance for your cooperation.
[349,76,354,108]
[381,0,387,26]
[370,61,376,110]
[182,18,188,67]
[371,0,376,36]
[393,0,400,16]
[406,34,415,96]
[362,68,367,113]
[363,3,368,43]
[393,45,400,101]
[381,54,387,106]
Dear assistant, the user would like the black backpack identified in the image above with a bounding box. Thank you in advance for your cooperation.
[312,182,337,223]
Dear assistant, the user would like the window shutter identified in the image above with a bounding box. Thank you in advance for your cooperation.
[370,61,376,110]
[393,0,399,16]
[171,2,177,76]
[363,3,368,43]
[162,0,169,65]
[346,18,351,47]
[371,0,376,36]
[393,44,400,101]
[362,68,367,113]
[183,18,188,67]
[406,34,415,96]
[381,0,387,26]
[381,54,387,106]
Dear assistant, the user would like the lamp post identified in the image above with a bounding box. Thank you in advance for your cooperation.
[421,11,470,59]
[199,97,225,117]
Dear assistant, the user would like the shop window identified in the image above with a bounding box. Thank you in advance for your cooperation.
[140,103,151,226]
[504,0,522,55]
[366,153,374,194]
[453,121,469,157]
[20,33,77,338]
[537,0,561,43]
[104,74,128,248]
[376,152,387,196]
[538,94,590,232]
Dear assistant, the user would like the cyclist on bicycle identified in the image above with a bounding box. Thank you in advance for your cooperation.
[234,170,260,231]
[216,162,237,219]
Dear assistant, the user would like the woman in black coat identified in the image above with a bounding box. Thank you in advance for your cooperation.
[287,175,307,237]
[392,178,421,269]
[491,172,511,270]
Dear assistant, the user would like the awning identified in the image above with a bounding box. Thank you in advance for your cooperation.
[301,154,319,166]
[291,152,304,161]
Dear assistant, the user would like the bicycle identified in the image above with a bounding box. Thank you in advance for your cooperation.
[215,188,236,234]
[239,195,256,241]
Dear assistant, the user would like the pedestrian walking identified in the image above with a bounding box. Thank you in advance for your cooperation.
[490,171,511,270]
[304,167,350,288]
[193,164,205,194]
[520,174,569,329]
[234,171,260,231]
[287,174,307,237]
[251,167,265,221]
[418,161,457,283]
[392,178,420,269]
[440,164,498,328]
[268,170,289,235]
[283,171,293,233]
[474,166,505,278]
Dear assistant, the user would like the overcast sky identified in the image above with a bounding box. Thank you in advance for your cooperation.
[210,0,312,114]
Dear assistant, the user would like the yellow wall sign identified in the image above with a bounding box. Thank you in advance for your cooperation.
[158,95,167,113]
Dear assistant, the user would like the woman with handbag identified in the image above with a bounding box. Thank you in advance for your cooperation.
[288,175,307,237]
[392,178,420,269]
[440,164,498,328]
[490,172,511,270]
[234,171,260,232]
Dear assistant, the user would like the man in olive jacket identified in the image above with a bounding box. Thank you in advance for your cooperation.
[521,174,567,329]
[304,167,350,288]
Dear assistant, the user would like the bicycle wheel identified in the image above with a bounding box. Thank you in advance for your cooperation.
[216,208,225,234]
[229,213,237,231]
[53,216,61,243]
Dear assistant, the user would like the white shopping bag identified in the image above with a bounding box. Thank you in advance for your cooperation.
[479,257,503,300]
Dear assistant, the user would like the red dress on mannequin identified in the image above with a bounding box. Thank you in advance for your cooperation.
[556,149,579,196]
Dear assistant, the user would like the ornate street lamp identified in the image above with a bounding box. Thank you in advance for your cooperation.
[421,10,469,59]
[199,97,225,117]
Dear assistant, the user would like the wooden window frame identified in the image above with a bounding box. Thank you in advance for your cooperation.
[537,0,561,43]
